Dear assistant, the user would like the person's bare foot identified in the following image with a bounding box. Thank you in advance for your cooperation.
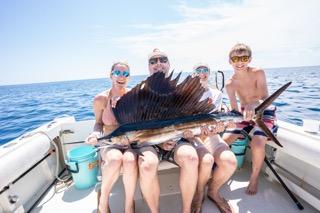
[245,177,258,195]
[207,192,233,213]
[191,191,204,213]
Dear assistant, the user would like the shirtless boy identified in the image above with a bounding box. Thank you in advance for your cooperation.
[223,43,277,195]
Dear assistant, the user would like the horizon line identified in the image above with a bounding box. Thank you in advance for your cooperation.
[1,64,319,87]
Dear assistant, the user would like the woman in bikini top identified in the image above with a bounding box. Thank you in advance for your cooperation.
[86,61,137,213]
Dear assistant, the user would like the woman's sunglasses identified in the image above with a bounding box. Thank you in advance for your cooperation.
[195,67,210,74]
[230,55,250,63]
[149,57,168,65]
[111,70,130,77]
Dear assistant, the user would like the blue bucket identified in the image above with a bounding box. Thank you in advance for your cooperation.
[231,137,249,169]
[65,145,99,189]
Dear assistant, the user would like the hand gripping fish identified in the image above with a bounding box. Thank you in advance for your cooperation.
[97,72,291,148]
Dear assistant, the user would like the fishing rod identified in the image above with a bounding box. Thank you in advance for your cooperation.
[215,70,225,91]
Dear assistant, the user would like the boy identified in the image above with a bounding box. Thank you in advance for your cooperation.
[223,43,277,195]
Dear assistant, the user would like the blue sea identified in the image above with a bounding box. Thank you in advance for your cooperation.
[0,66,319,145]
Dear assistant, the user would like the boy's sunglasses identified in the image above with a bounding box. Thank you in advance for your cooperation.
[111,70,130,77]
[195,67,210,74]
[230,55,250,63]
[149,57,168,65]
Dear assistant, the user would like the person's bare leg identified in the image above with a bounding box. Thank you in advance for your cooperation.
[99,148,123,213]
[122,150,138,213]
[246,135,267,195]
[138,147,160,213]
[174,144,199,213]
[192,147,214,213]
[207,137,237,213]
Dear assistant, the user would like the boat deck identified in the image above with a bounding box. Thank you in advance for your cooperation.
[31,162,316,213]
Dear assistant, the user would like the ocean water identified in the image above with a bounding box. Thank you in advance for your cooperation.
[0,66,319,145]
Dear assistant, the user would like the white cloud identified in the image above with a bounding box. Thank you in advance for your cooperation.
[114,0,320,74]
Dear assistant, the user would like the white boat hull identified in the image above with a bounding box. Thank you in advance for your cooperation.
[0,117,319,212]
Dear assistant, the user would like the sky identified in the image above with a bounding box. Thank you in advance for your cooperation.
[1,0,319,85]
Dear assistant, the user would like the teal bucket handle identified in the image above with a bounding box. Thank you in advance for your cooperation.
[233,149,247,156]
[65,160,79,173]
[66,145,99,189]
[65,146,99,174]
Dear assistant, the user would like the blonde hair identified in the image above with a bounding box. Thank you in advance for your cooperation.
[229,43,252,58]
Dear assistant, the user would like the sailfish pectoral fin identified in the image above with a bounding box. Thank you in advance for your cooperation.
[255,82,292,115]
[255,118,283,147]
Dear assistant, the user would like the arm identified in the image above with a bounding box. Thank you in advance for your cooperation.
[93,95,105,132]
[225,79,239,112]
[86,95,105,145]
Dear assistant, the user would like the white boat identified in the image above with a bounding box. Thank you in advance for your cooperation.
[0,116,319,212]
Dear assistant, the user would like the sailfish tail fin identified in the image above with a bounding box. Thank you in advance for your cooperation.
[254,82,292,147]
[255,82,292,114]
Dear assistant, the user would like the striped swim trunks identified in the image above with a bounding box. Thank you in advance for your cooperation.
[225,106,278,138]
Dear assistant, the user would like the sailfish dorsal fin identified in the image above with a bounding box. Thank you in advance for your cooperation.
[112,72,215,125]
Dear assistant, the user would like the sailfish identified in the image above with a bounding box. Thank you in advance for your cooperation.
[98,72,291,148]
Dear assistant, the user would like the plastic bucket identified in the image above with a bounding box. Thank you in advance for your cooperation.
[231,137,249,169]
[65,145,99,189]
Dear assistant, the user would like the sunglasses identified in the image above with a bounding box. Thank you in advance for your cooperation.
[149,57,168,65]
[111,70,130,77]
[195,67,210,74]
[230,55,250,63]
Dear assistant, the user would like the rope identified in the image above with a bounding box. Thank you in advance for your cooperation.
[30,131,71,183]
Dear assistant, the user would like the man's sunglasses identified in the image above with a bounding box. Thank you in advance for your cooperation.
[195,67,210,74]
[111,70,130,77]
[149,57,168,65]
[230,55,250,63]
